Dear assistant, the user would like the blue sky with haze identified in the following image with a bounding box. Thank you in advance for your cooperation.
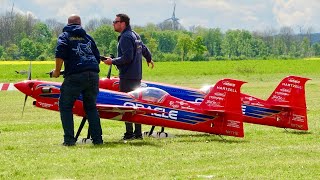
[1,0,320,33]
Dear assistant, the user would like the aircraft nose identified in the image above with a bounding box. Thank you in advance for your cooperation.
[14,80,34,96]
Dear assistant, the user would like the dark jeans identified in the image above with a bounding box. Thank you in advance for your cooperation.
[120,79,142,138]
[59,71,103,144]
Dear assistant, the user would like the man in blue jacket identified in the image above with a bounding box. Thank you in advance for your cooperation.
[104,13,154,140]
[52,14,103,146]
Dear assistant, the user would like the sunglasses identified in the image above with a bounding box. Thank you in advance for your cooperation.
[113,20,122,24]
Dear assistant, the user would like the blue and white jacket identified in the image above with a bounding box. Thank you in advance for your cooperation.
[55,24,100,77]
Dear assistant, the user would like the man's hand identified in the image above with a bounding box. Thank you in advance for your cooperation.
[103,58,113,65]
[51,69,61,78]
[147,60,154,69]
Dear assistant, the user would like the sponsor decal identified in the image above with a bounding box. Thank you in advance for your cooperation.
[209,96,225,101]
[223,81,236,87]
[275,91,289,96]
[227,120,241,128]
[271,95,287,102]
[214,92,226,97]
[169,101,195,111]
[280,88,291,93]
[216,86,237,93]
[282,83,302,89]
[123,102,178,120]
[205,100,222,107]
[244,96,257,101]
[291,124,303,129]
[38,102,53,108]
[292,114,305,122]
[226,130,239,136]
[250,102,264,107]
[288,78,300,84]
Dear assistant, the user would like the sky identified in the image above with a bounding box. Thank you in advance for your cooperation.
[1,0,320,33]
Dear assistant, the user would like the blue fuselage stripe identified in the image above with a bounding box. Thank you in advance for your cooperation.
[96,91,215,124]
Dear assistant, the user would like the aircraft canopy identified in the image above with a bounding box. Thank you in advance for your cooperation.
[129,87,168,103]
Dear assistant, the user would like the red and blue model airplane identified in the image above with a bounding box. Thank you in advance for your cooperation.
[99,75,310,131]
[14,78,246,139]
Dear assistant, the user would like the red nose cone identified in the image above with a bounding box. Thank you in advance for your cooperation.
[14,80,34,96]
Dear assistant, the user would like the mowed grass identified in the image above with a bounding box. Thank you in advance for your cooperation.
[0,59,320,179]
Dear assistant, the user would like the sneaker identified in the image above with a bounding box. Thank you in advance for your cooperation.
[77,138,93,144]
[134,135,143,140]
[120,135,135,141]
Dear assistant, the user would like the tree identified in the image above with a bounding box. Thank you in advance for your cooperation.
[312,43,320,56]
[41,36,57,59]
[31,22,52,43]
[300,37,311,57]
[175,34,192,61]
[156,31,177,53]
[192,36,207,60]
[20,38,37,59]
[45,18,64,37]
[279,26,294,55]
[146,37,159,58]
[237,30,254,58]
[222,30,239,58]
[203,28,223,57]
[6,44,20,60]
[91,25,117,55]
[108,40,118,56]
[85,17,113,32]
[251,37,269,58]
[0,45,4,58]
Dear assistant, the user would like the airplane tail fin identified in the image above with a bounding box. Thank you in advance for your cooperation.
[200,79,246,137]
[266,75,311,130]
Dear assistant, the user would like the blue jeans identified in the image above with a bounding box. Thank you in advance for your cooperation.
[59,71,103,144]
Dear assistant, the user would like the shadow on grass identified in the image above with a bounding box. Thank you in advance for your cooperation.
[88,139,163,148]
[283,130,312,135]
[172,133,248,144]
[74,133,249,149]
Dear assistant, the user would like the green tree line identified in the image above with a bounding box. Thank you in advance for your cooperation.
[1,11,320,61]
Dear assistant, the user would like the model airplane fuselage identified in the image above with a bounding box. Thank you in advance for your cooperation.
[99,75,310,131]
[14,78,246,138]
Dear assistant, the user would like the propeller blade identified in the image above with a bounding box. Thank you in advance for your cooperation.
[22,60,32,116]
[22,94,28,116]
[28,60,31,80]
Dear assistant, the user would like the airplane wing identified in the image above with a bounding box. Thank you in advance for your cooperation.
[96,104,161,114]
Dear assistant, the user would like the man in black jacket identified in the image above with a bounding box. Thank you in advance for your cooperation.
[103,13,154,140]
[52,14,103,146]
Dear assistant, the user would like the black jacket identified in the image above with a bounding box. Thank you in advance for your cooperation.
[112,25,152,80]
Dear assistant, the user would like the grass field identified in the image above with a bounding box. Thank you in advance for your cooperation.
[0,59,320,179]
